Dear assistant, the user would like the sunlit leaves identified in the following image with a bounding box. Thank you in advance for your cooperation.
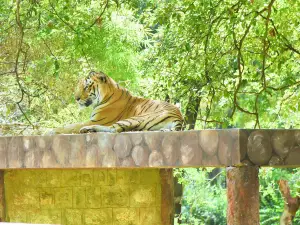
[0,0,146,133]
[139,0,300,129]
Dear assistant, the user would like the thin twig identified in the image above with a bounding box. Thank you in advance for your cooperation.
[86,0,109,29]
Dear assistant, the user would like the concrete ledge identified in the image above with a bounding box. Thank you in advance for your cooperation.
[0,129,299,169]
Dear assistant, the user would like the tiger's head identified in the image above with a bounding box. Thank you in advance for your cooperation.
[74,71,117,108]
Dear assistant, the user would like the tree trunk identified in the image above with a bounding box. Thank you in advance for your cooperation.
[184,94,201,130]
[174,176,182,223]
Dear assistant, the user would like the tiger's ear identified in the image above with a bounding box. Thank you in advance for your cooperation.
[88,71,97,77]
[97,71,107,83]
[88,71,107,83]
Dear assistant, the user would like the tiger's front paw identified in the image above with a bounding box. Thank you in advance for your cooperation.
[80,125,117,133]
[80,126,98,133]
[44,129,57,136]
[159,128,172,132]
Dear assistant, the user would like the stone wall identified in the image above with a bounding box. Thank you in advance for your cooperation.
[4,169,162,225]
[1,129,299,169]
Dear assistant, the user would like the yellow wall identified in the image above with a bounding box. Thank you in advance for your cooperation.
[4,169,161,225]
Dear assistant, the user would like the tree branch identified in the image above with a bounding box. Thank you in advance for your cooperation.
[278,180,300,225]
[86,0,109,29]
[14,0,35,129]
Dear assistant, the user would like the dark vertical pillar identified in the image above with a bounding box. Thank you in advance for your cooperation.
[160,169,174,225]
[0,171,5,222]
[226,166,259,225]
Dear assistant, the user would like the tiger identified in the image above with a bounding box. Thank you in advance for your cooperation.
[49,71,184,134]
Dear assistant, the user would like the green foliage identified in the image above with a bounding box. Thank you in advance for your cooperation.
[175,168,300,225]
[139,0,300,128]
[259,168,300,225]
[0,0,146,134]
[1,0,300,132]
[175,168,227,225]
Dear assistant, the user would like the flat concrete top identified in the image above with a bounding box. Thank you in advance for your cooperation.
[0,129,299,169]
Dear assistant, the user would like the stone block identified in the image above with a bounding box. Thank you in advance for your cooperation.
[202,154,220,166]
[0,150,6,169]
[140,207,161,225]
[180,131,202,165]
[54,188,72,208]
[107,169,116,186]
[102,148,120,167]
[7,210,27,223]
[13,188,39,207]
[116,170,130,184]
[86,144,99,167]
[161,134,180,166]
[39,188,54,209]
[47,170,61,187]
[7,137,24,168]
[65,209,83,225]
[140,169,159,185]
[148,150,164,167]
[120,156,136,167]
[29,209,61,224]
[84,208,112,225]
[69,135,86,167]
[130,132,143,145]
[128,170,140,184]
[238,130,248,161]
[144,132,162,151]
[94,169,107,185]
[218,131,233,165]
[22,170,48,187]
[130,132,144,145]
[113,208,139,225]
[41,150,60,168]
[271,130,295,158]
[86,187,101,208]
[0,138,8,169]
[102,186,129,207]
[285,146,300,165]
[114,134,133,159]
[81,170,93,186]
[295,130,300,146]
[116,170,140,185]
[96,133,115,150]
[52,135,71,166]
[73,187,86,208]
[61,170,80,187]
[247,131,272,165]
[130,185,156,207]
[199,130,219,156]
[132,145,149,166]
[23,151,34,168]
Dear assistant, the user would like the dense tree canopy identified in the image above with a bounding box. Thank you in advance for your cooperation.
[1,0,300,134]
[140,0,300,129]
[0,0,299,224]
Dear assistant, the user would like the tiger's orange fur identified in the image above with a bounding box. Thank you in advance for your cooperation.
[50,71,183,134]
